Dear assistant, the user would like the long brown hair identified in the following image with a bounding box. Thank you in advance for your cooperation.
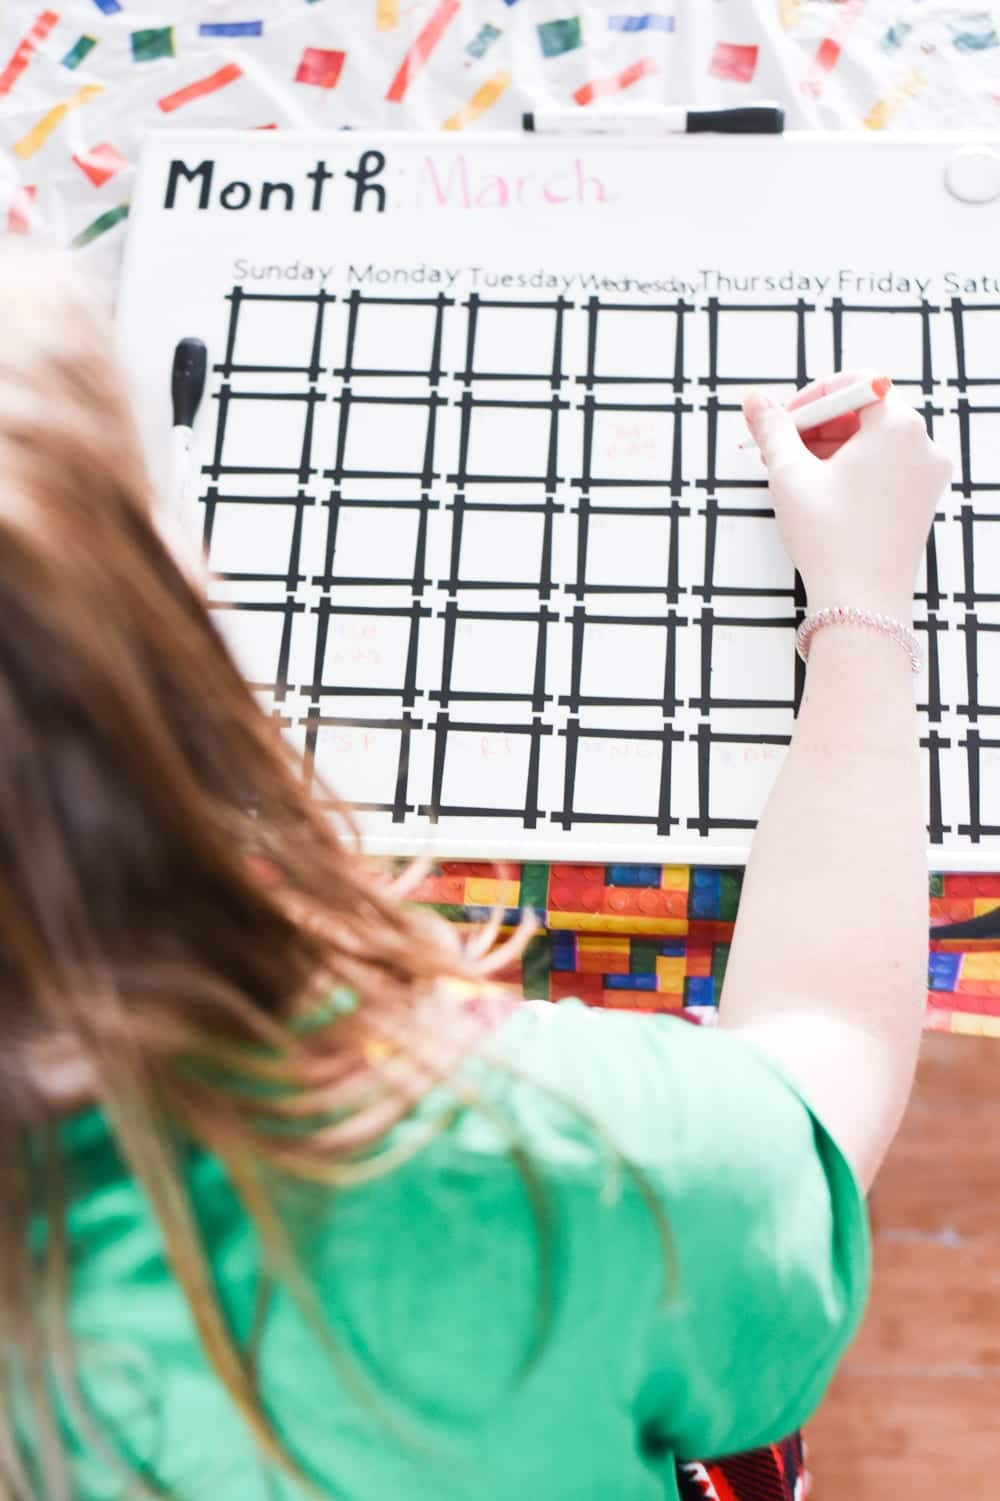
[0,249,525,1498]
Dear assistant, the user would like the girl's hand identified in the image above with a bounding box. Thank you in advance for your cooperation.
[743,372,953,619]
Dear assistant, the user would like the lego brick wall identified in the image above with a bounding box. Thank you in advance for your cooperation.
[411,863,1000,1035]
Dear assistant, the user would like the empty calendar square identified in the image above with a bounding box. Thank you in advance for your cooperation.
[954,513,1000,604]
[469,304,559,378]
[571,734,664,819]
[311,721,406,809]
[962,406,1000,490]
[341,400,434,478]
[584,513,676,589]
[592,308,681,382]
[462,404,553,480]
[454,510,546,586]
[330,506,421,583]
[208,501,300,578]
[698,614,795,709]
[954,305,1000,384]
[212,604,291,689]
[707,511,794,595]
[959,734,1000,838]
[436,727,534,815]
[588,408,676,484]
[229,295,324,372]
[703,406,770,489]
[447,614,543,699]
[216,395,313,474]
[319,611,417,695]
[692,734,787,830]
[835,307,927,386]
[577,619,669,704]
[348,299,441,376]
[961,621,1000,716]
[711,308,804,383]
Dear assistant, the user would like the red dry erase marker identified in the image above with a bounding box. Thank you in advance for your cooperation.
[740,375,892,450]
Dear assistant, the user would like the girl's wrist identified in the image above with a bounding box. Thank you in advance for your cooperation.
[805,589,914,623]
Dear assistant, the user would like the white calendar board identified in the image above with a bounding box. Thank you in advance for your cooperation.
[118,130,1000,866]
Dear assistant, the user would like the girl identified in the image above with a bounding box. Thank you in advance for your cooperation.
[0,251,950,1501]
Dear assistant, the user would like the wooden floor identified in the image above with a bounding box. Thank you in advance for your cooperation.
[809,1032,1000,1498]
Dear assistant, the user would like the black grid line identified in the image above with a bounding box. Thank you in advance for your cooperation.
[306,598,429,707]
[923,730,951,846]
[699,398,768,493]
[325,388,445,487]
[577,296,692,391]
[559,606,685,713]
[694,498,794,601]
[915,615,948,721]
[702,298,813,387]
[958,613,1000,721]
[441,492,560,597]
[959,729,1000,842]
[570,497,688,601]
[456,293,572,388]
[688,725,792,836]
[204,385,324,484]
[419,714,551,827]
[690,608,799,714]
[430,602,555,710]
[830,298,938,394]
[552,721,684,834]
[303,710,418,823]
[335,289,453,384]
[202,488,309,589]
[214,285,333,379]
[957,505,1000,607]
[949,298,1000,389]
[313,490,436,592]
[449,391,567,488]
[575,395,691,494]
[197,286,987,851]
[208,597,304,701]
[954,398,1000,500]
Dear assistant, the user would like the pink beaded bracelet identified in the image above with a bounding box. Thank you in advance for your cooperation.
[795,606,922,674]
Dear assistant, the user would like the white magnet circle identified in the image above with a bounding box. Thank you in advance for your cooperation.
[945,146,1000,204]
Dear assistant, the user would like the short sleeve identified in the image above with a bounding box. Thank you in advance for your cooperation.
[484,1000,870,1462]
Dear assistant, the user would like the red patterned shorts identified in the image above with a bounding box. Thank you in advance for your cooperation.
[679,1433,806,1501]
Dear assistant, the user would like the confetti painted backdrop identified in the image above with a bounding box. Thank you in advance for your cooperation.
[4,1,1000,279]
[2,0,1000,1032]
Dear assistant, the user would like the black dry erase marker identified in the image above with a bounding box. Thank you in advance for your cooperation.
[522,104,785,135]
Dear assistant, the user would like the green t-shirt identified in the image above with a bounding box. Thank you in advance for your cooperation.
[56,1001,869,1501]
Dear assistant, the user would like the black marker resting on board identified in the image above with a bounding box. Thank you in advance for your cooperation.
[168,336,207,573]
[522,104,785,135]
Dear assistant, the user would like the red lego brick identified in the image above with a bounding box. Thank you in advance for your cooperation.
[638,889,668,916]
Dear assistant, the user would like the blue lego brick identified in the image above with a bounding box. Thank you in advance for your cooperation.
[605,972,657,991]
[685,976,716,1007]
[606,863,662,887]
[690,869,722,920]
[928,952,962,991]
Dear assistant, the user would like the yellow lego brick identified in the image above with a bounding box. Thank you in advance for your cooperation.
[548,913,689,936]
[578,934,631,956]
[973,898,1000,918]
[959,952,1000,982]
[661,866,690,892]
[655,956,686,993]
[949,1012,1000,1039]
[465,878,520,908]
